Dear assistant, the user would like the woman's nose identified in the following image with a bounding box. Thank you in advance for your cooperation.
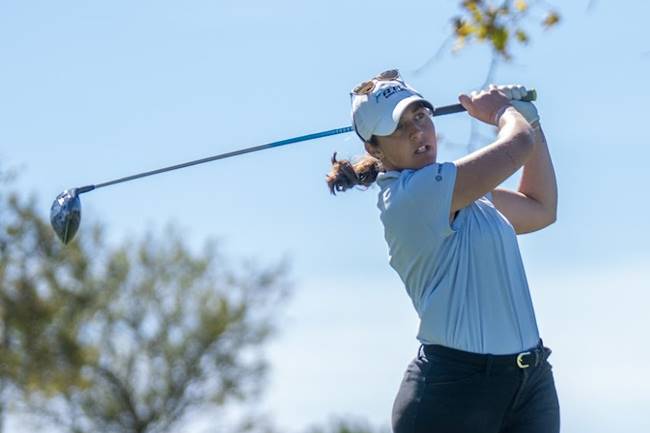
[408,123,424,141]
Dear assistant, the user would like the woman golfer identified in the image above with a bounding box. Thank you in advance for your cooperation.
[327,70,559,433]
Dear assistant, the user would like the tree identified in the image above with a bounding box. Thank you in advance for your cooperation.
[0,178,290,433]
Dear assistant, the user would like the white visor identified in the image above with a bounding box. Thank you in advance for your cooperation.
[351,79,433,142]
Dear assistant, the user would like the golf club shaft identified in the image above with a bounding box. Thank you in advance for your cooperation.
[77,91,536,194]
[91,126,353,191]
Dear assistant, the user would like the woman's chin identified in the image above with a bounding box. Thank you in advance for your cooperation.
[413,154,436,168]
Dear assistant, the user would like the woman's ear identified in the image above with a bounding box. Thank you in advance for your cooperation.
[364,140,383,160]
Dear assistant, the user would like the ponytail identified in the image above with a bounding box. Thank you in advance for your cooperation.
[326,151,383,195]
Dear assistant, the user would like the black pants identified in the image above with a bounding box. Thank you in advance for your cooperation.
[392,339,560,433]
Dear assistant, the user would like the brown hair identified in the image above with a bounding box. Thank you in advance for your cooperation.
[326,136,384,195]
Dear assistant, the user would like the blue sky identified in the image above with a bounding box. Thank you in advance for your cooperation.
[1,1,649,432]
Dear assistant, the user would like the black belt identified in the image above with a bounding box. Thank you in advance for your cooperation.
[422,339,551,370]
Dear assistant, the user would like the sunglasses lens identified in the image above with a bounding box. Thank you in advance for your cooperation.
[377,69,400,80]
[353,80,375,95]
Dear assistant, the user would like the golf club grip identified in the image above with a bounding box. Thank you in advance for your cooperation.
[433,89,537,117]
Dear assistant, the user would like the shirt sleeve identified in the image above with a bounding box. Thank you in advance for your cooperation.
[401,162,458,237]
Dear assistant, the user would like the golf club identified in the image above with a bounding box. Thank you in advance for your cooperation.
[50,89,537,244]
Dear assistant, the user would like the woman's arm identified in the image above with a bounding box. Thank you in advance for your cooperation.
[451,95,535,215]
[491,122,558,234]
[519,123,557,219]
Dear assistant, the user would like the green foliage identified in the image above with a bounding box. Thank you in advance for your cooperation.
[452,0,561,59]
[0,178,290,433]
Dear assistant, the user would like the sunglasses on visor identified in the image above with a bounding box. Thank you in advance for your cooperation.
[351,69,403,95]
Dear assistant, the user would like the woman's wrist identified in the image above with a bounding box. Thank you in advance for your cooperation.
[494,104,514,126]
[495,105,519,126]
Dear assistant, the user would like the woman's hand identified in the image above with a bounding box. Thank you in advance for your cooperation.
[458,87,513,126]
[488,84,540,125]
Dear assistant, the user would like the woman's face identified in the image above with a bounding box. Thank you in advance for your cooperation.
[366,102,437,171]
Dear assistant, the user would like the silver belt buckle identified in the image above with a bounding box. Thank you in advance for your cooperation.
[516,351,531,368]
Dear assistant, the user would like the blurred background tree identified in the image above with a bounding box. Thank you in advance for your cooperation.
[0,172,290,433]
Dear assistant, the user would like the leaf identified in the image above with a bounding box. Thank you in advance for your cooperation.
[491,27,509,52]
[453,18,474,37]
[515,0,528,12]
[515,29,529,44]
[463,0,483,23]
[543,11,561,28]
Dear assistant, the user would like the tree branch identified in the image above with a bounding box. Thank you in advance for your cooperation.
[466,53,500,152]
[92,365,142,432]
[411,35,454,76]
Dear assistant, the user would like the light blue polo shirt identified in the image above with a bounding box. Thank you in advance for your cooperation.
[376,162,540,355]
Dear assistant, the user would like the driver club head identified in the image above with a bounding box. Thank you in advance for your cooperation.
[50,189,81,245]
